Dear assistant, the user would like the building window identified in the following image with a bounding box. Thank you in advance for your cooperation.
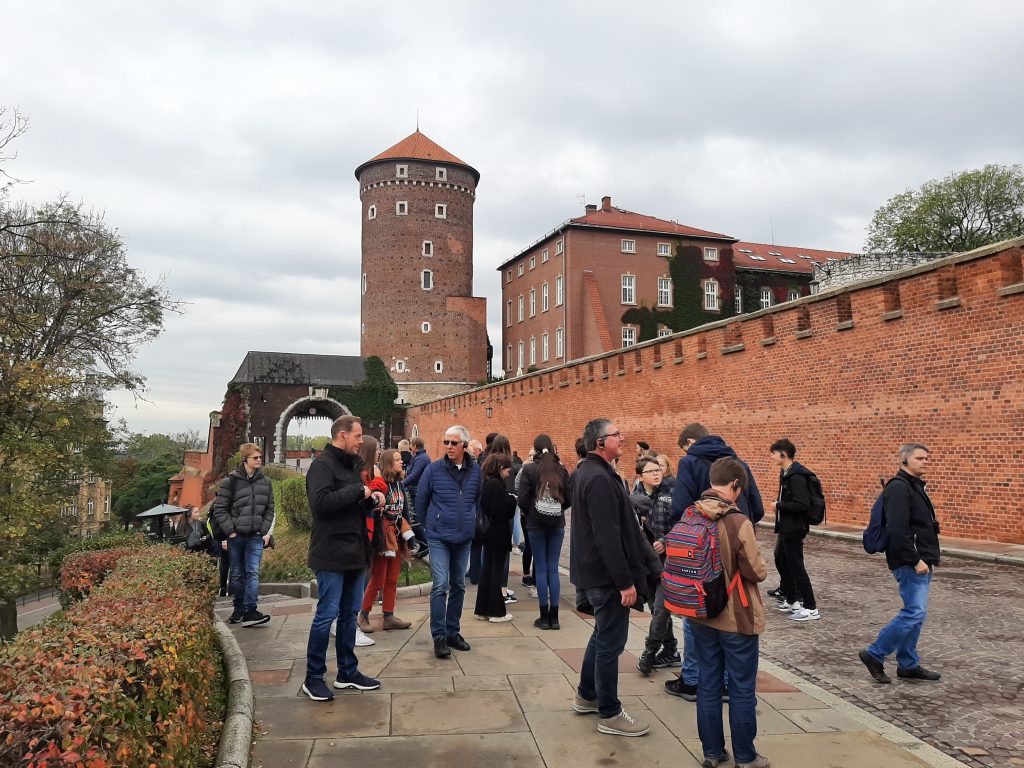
[361,273,367,295]
[396,201,408,215]
[506,270,512,283]
[541,282,549,312]
[529,255,536,270]
[518,341,525,371]
[517,264,524,277]
[541,248,549,263]
[621,274,636,305]
[658,243,671,256]
[507,344,512,367]
[435,167,447,181]
[734,285,743,314]
[517,295,524,322]
[422,322,431,333]
[529,336,536,365]
[788,288,801,302]
[396,164,408,178]
[395,359,406,372]
[555,275,564,306]
[704,279,719,311]
[422,240,433,256]
[621,239,636,253]
[704,247,719,261]
[86,498,95,517]
[368,205,376,220]
[622,326,636,348]
[529,288,536,317]
[555,327,564,358]
[506,299,512,327]
[556,239,564,255]
[760,288,774,309]
[658,328,673,338]
[434,360,444,373]
[421,270,433,290]
[658,277,672,307]
[435,203,447,219]
[541,332,549,361]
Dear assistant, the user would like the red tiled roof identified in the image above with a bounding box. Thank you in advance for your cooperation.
[569,205,735,241]
[732,241,858,274]
[355,131,479,181]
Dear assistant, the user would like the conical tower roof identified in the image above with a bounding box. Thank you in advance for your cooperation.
[355,130,479,183]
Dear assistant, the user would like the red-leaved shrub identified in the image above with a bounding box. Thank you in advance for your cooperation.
[58,547,137,608]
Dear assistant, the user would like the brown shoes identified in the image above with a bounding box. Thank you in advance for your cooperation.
[356,613,374,633]
[382,614,411,630]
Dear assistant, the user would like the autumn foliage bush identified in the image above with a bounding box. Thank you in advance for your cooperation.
[57,547,137,608]
[0,546,222,768]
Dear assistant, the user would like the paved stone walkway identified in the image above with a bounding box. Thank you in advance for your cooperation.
[226,567,964,768]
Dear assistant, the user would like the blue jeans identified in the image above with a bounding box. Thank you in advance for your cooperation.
[683,618,728,687]
[306,569,364,679]
[428,538,471,639]
[527,527,564,607]
[690,621,760,764]
[577,585,630,718]
[867,565,931,670]
[228,534,264,614]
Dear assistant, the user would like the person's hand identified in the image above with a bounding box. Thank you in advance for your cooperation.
[620,586,637,607]
[652,540,665,555]
[228,532,237,539]
[371,491,386,508]
[221,540,228,551]
[363,485,372,499]
[262,534,271,546]
[914,560,929,575]
[767,501,777,513]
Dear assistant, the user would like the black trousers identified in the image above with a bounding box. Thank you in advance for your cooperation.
[778,536,816,609]
[474,544,508,617]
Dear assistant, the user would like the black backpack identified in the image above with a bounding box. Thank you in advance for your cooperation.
[804,472,827,526]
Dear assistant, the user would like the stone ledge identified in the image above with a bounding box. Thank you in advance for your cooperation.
[721,343,745,355]
[795,329,814,339]
[652,361,664,369]
[673,356,684,364]
[997,282,1024,297]
[761,336,777,346]
[836,320,854,331]
[881,309,904,321]
[935,296,961,310]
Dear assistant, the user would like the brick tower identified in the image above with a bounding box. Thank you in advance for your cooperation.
[355,131,489,405]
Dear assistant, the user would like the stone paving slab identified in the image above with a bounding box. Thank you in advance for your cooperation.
[257,694,391,739]
[391,690,528,736]
[306,733,545,768]
[253,738,313,768]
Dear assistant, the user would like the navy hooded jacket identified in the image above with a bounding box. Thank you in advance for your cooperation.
[414,454,483,545]
[670,435,765,525]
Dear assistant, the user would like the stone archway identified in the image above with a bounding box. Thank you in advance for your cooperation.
[273,394,350,464]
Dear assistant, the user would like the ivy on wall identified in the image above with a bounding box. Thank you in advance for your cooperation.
[208,384,249,485]
[327,356,399,431]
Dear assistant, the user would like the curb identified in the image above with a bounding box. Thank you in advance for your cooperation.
[213,617,253,768]
[807,527,1024,567]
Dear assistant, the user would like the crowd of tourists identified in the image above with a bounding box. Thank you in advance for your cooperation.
[207,415,941,768]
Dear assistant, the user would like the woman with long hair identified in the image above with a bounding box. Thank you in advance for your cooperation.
[489,434,519,603]
[474,453,516,622]
[516,434,570,629]
[358,448,414,633]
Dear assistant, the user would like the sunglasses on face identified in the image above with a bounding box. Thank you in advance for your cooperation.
[442,439,462,446]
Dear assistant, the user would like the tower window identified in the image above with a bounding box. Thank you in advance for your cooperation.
[435,203,447,219]
[421,270,433,290]
[395,360,406,372]
[361,273,367,295]
[434,360,444,373]
[422,240,433,257]
[435,167,447,181]
[396,201,408,215]
[422,322,431,333]
[396,164,408,178]
[368,205,376,220]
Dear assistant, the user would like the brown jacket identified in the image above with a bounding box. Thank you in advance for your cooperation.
[691,492,767,636]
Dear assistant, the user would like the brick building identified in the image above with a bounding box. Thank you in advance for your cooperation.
[498,195,854,374]
[356,131,489,404]
[61,474,112,538]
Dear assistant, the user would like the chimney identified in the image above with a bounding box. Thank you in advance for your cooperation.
[585,203,597,213]
[601,195,612,212]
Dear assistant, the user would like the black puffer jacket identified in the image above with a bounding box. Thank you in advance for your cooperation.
[306,443,376,572]
[774,462,814,539]
[884,470,940,570]
[212,468,275,537]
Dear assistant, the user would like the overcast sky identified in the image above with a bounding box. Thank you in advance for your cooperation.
[5,1,1022,438]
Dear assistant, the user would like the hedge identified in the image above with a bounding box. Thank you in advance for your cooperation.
[0,546,222,768]
[278,476,312,531]
[57,547,137,609]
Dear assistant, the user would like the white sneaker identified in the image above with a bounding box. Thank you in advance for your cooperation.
[355,627,375,647]
[790,608,820,621]
[776,601,801,613]
[527,587,538,598]
[488,614,514,623]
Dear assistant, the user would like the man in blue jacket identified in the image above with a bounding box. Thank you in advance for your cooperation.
[666,423,765,701]
[414,425,483,659]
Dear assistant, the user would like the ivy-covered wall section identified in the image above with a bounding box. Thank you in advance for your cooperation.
[327,357,399,434]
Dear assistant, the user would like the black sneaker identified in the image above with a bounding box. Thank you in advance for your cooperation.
[227,610,243,624]
[522,575,535,587]
[446,633,471,651]
[721,686,729,702]
[302,676,335,702]
[653,649,681,668]
[335,671,381,690]
[664,678,697,701]
[636,649,655,676]
[434,637,451,658]
[897,665,941,681]
[702,751,730,768]
[859,649,892,684]
[242,610,271,627]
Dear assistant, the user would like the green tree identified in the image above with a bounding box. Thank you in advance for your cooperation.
[0,194,177,639]
[111,456,182,528]
[865,164,1024,253]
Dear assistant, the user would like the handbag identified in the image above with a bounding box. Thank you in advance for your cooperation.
[475,507,491,539]
[534,482,562,518]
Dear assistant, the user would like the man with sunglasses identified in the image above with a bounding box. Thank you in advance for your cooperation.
[414,425,483,659]
[213,442,275,628]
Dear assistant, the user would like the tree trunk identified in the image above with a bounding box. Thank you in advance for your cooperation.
[0,598,18,641]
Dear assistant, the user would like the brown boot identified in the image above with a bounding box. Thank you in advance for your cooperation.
[383,613,411,630]
[357,612,374,633]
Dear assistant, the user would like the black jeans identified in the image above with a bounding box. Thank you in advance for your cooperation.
[474,545,509,617]
[467,540,483,583]
[577,585,630,718]
[779,536,815,609]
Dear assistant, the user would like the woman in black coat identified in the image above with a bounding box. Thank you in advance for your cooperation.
[474,453,517,622]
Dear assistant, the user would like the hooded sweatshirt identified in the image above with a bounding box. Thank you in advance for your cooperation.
[671,436,765,525]
[689,490,767,636]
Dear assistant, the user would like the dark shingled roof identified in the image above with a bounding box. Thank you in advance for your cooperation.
[230,352,369,386]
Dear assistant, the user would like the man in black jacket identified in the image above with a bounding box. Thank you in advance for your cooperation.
[569,418,652,738]
[860,443,942,685]
[301,415,385,702]
[767,439,819,621]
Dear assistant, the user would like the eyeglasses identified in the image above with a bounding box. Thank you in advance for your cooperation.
[641,468,662,475]
[249,456,263,461]
[442,439,462,446]
[600,432,621,440]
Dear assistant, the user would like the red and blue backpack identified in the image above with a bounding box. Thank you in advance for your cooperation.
[662,506,746,619]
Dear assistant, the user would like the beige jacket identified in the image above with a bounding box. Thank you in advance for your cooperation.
[691,492,768,636]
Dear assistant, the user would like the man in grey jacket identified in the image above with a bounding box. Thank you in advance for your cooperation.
[213,443,275,627]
